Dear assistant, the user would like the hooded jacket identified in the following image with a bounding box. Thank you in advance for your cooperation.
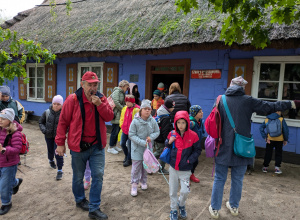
[0,122,23,167]
[155,105,173,143]
[190,116,206,144]
[129,113,160,161]
[0,98,24,123]
[119,104,140,135]
[39,104,61,138]
[215,85,291,166]
[129,83,141,105]
[165,111,201,171]
[259,113,288,141]
[111,87,126,124]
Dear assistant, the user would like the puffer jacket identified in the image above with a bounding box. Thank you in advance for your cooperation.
[166,91,191,122]
[215,85,292,166]
[189,116,206,142]
[155,105,173,143]
[39,105,61,138]
[129,114,160,161]
[0,98,23,122]
[165,111,201,171]
[111,87,125,124]
[0,122,23,167]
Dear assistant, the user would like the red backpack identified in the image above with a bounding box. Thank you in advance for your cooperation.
[20,132,29,155]
[205,95,222,156]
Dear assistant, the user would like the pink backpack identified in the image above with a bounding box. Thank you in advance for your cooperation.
[143,142,160,173]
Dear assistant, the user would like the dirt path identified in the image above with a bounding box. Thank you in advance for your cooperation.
[4,122,300,220]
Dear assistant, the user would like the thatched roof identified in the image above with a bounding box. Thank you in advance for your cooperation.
[2,0,300,57]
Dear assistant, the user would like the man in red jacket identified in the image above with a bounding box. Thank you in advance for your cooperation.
[55,71,114,220]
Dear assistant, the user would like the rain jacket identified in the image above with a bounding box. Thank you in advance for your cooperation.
[119,104,140,135]
[39,104,61,138]
[111,87,126,124]
[189,116,205,143]
[165,111,201,171]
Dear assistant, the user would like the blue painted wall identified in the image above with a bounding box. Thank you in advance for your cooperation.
[6,48,300,154]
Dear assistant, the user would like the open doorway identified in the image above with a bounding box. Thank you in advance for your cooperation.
[152,74,184,96]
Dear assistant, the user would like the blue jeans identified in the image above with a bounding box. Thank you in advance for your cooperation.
[45,137,64,170]
[70,145,105,212]
[211,164,247,210]
[109,124,120,147]
[0,165,18,205]
[121,133,131,161]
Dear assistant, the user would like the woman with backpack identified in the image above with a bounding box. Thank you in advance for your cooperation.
[39,95,64,181]
[0,108,23,215]
[208,76,296,219]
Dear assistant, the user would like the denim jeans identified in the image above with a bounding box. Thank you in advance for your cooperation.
[121,133,131,161]
[45,137,64,170]
[0,165,18,205]
[211,164,247,210]
[109,124,120,147]
[70,144,105,212]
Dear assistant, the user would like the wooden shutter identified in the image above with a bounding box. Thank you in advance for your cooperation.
[66,64,78,97]
[103,63,119,97]
[228,59,254,95]
[18,77,27,100]
[45,64,57,102]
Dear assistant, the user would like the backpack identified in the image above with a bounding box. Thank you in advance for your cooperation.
[45,109,50,122]
[143,142,160,173]
[155,114,169,126]
[20,132,29,155]
[266,118,282,137]
[204,135,215,158]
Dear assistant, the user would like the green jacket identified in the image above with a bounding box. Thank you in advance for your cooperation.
[0,98,23,122]
[111,87,125,124]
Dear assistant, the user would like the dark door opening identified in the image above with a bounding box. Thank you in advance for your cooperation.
[152,74,184,96]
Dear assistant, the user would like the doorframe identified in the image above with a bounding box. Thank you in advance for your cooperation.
[145,59,191,99]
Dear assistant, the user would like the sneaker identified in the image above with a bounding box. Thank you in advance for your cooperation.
[141,183,148,190]
[114,146,122,152]
[49,161,57,169]
[107,147,118,154]
[56,171,63,181]
[158,169,169,175]
[13,178,23,195]
[131,183,138,197]
[178,203,187,219]
[190,173,200,183]
[170,210,178,220]
[84,180,91,190]
[226,201,239,216]
[262,167,268,173]
[275,167,282,174]
[209,205,219,219]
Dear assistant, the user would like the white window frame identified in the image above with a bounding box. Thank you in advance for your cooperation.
[77,62,104,93]
[26,63,46,102]
[251,56,300,127]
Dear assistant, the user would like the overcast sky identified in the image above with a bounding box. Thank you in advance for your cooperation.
[0,0,44,19]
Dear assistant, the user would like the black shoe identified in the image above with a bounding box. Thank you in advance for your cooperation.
[0,203,12,215]
[123,159,132,167]
[13,178,23,195]
[123,157,126,163]
[18,161,22,165]
[88,209,108,219]
[56,171,63,181]
[50,161,57,169]
[76,198,89,211]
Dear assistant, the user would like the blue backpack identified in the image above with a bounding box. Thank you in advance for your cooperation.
[266,118,282,137]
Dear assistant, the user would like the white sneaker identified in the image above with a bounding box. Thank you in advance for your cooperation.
[209,205,219,219]
[107,147,118,154]
[226,201,238,216]
[114,146,122,152]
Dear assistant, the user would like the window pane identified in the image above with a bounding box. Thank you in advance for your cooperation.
[259,64,280,81]
[29,88,35,98]
[282,83,300,100]
[284,64,300,81]
[81,67,90,79]
[258,82,278,99]
[37,78,43,87]
[91,67,101,80]
[29,78,35,87]
[37,88,43,98]
[37,67,44,77]
[29,67,35,77]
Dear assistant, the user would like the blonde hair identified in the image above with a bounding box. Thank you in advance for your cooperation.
[119,80,130,88]
[169,82,181,95]
[6,122,17,135]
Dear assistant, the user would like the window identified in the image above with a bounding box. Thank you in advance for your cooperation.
[252,56,300,127]
[26,63,45,101]
[78,62,104,93]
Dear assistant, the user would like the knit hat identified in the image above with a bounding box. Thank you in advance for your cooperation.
[164,99,175,109]
[153,90,161,96]
[0,86,10,96]
[157,82,164,91]
[140,99,151,109]
[190,105,202,118]
[0,108,15,122]
[230,76,248,89]
[52,95,64,105]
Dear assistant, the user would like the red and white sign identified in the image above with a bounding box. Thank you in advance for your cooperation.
[191,69,222,79]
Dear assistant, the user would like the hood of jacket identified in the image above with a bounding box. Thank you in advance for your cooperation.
[174,110,190,132]
[189,115,198,123]
[157,105,170,116]
[267,112,281,120]
[225,85,245,96]
[129,83,136,94]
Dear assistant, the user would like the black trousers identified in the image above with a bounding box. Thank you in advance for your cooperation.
[263,140,283,168]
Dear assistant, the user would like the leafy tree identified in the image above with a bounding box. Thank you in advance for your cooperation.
[175,0,300,48]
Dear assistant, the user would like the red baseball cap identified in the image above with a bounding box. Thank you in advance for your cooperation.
[82,71,100,83]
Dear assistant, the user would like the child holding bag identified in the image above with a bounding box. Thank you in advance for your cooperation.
[128,99,159,197]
